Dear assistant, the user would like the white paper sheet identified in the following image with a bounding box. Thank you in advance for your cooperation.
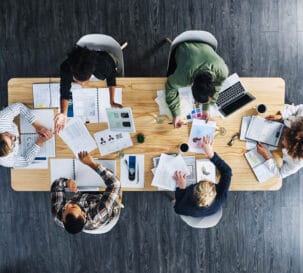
[106,107,136,132]
[196,159,216,183]
[151,154,189,191]
[59,118,97,156]
[94,129,133,156]
[188,119,216,153]
[120,154,144,188]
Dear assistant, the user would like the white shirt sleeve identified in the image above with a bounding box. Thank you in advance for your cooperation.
[0,103,36,124]
[280,104,303,120]
[264,156,303,179]
[13,144,41,168]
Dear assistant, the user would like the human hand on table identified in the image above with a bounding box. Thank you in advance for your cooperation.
[200,136,214,158]
[54,113,67,134]
[66,179,78,193]
[256,143,271,160]
[174,171,187,189]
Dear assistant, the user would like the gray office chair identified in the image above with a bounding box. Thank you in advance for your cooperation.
[76,34,127,76]
[179,207,223,228]
[83,209,121,235]
[166,30,218,76]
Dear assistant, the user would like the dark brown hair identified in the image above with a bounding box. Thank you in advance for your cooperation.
[284,117,303,159]
[0,134,11,157]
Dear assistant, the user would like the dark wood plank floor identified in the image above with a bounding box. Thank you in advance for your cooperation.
[0,0,302,272]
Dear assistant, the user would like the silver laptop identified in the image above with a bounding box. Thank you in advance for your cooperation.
[216,73,255,117]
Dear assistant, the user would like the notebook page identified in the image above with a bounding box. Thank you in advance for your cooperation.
[72,88,99,123]
[50,158,74,183]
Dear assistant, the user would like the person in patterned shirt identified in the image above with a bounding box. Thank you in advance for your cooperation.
[51,151,122,234]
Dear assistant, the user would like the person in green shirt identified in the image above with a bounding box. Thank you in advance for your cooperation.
[165,42,229,128]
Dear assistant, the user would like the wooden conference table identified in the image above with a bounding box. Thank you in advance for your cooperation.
[8,77,285,191]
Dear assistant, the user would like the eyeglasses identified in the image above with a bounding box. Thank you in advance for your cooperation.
[227,133,239,146]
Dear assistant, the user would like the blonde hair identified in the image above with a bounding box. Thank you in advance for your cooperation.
[0,134,11,157]
[194,180,217,207]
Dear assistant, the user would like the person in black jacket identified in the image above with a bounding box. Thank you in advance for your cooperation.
[174,136,232,217]
[55,46,123,133]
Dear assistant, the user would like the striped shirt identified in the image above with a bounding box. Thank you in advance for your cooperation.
[0,103,40,168]
[51,164,121,231]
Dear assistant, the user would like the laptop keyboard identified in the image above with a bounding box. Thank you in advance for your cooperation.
[216,82,245,107]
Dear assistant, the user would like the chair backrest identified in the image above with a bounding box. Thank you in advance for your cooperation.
[83,210,120,235]
[179,207,222,228]
[76,34,124,76]
[167,30,218,73]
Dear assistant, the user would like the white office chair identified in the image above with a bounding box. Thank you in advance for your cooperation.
[76,34,127,76]
[83,210,121,235]
[166,30,218,75]
[179,207,223,228]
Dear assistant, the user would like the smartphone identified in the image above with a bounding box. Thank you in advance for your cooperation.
[128,156,136,181]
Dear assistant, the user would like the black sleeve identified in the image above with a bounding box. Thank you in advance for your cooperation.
[210,153,232,201]
[94,52,117,86]
[60,60,73,100]
[174,185,195,215]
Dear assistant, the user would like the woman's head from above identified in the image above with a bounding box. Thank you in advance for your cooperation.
[68,46,97,84]
[194,180,217,208]
[0,132,16,157]
[283,117,303,159]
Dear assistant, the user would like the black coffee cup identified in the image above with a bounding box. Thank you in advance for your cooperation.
[179,143,189,153]
[256,104,267,114]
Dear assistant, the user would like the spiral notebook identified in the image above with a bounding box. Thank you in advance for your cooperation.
[50,158,116,190]
[72,87,122,123]
[32,83,60,109]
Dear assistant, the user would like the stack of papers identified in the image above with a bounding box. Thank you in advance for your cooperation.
[151,154,190,191]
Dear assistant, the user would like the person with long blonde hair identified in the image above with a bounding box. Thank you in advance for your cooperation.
[173,136,232,217]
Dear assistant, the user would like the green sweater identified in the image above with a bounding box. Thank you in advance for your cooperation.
[165,42,229,117]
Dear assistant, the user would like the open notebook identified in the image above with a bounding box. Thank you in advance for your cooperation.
[33,83,60,109]
[72,87,122,123]
[20,109,55,157]
[245,148,274,182]
[50,158,116,190]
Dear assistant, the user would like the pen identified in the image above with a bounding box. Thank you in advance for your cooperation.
[35,157,47,160]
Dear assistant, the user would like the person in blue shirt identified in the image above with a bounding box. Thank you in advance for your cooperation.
[174,136,232,217]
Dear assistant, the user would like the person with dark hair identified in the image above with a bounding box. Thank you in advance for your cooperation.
[55,46,123,133]
[173,136,232,217]
[165,42,229,128]
[0,103,52,168]
[51,151,122,234]
[257,104,303,178]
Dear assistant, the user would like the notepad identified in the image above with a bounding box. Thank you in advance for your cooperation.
[59,118,97,156]
[33,83,60,109]
[50,158,116,190]
[72,87,122,123]
[19,109,56,157]
[245,148,274,182]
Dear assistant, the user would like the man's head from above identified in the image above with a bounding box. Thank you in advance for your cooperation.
[0,132,16,157]
[62,201,87,234]
[191,72,216,104]
[68,46,97,85]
